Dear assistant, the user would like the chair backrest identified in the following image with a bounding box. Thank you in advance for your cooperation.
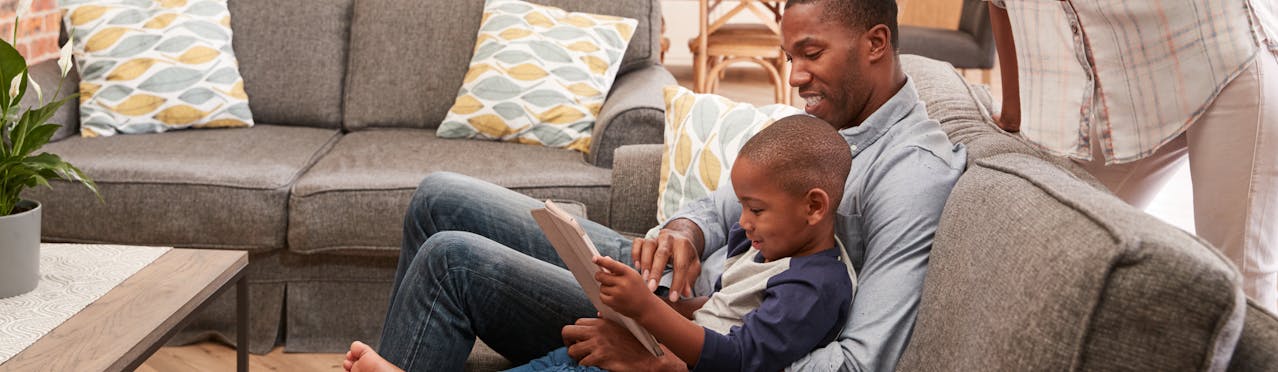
[957,0,996,62]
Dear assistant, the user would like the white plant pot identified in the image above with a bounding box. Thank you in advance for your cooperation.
[0,200,40,299]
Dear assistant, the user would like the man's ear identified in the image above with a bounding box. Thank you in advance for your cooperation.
[865,24,892,63]
[805,188,831,225]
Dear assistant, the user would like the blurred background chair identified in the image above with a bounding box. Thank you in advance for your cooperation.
[688,0,791,104]
[898,0,995,83]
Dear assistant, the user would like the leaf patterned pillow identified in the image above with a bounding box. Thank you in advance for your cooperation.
[61,0,254,137]
[656,85,805,224]
[437,0,636,153]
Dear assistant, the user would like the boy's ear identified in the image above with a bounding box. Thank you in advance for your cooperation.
[805,188,830,225]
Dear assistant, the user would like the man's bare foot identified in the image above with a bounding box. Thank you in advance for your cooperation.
[343,341,404,372]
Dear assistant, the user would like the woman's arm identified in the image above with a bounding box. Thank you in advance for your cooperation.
[990,2,1021,132]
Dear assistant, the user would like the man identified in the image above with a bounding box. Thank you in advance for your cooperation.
[346,0,966,371]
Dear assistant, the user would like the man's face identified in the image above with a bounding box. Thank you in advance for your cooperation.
[781,2,869,129]
[731,158,818,261]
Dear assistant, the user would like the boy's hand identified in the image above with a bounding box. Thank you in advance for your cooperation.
[594,256,660,319]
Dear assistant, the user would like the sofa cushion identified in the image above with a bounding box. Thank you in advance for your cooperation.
[897,153,1245,371]
[287,129,612,255]
[342,0,660,131]
[63,0,255,136]
[27,125,340,252]
[436,0,638,153]
[228,0,351,129]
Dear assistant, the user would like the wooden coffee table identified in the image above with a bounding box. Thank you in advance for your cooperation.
[0,248,249,372]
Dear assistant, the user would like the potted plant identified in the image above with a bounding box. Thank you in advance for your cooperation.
[0,0,98,299]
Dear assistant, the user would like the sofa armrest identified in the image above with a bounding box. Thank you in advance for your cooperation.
[1228,300,1278,371]
[588,63,674,168]
[20,59,79,142]
[607,144,663,236]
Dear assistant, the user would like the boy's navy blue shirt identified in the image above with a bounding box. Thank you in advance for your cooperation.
[693,223,853,372]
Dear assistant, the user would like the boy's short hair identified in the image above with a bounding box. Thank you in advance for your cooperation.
[737,115,853,209]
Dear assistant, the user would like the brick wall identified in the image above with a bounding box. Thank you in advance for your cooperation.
[0,0,61,65]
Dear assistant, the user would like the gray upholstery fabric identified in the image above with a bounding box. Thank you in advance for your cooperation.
[28,125,339,251]
[167,250,398,354]
[288,129,612,254]
[167,252,286,355]
[342,0,661,131]
[468,341,514,372]
[1227,302,1278,371]
[588,63,673,167]
[898,153,1245,371]
[608,144,662,236]
[22,59,78,142]
[901,54,1106,190]
[228,0,352,128]
[898,0,994,69]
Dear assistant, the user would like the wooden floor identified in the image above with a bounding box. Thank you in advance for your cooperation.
[140,344,344,371]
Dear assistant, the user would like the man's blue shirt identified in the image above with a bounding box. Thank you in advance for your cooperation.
[663,77,967,371]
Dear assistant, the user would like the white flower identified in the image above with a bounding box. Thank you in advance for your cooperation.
[8,76,19,99]
[15,0,33,19]
[58,35,74,77]
[28,75,41,104]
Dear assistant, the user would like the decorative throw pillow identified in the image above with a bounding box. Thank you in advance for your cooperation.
[656,85,805,224]
[61,0,254,137]
[437,0,637,153]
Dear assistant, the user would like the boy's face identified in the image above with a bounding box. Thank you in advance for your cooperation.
[731,157,820,261]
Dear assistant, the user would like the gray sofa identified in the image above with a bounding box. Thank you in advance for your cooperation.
[590,55,1278,370]
[26,0,672,354]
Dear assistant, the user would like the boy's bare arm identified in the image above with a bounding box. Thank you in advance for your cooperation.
[663,296,709,320]
[594,257,707,366]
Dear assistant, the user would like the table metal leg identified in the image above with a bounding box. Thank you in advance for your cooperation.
[237,276,249,372]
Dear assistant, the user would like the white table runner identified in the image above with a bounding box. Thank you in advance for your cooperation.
[0,244,170,364]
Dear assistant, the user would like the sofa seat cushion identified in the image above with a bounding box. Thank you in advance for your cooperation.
[28,125,340,252]
[898,153,1245,371]
[287,129,611,255]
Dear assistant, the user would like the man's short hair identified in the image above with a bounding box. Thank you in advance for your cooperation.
[785,0,899,49]
[737,115,852,209]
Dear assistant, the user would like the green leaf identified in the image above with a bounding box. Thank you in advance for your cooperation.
[550,66,590,82]
[107,9,148,25]
[0,40,27,109]
[480,15,525,33]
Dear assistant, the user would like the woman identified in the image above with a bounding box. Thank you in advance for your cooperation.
[988,0,1278,311]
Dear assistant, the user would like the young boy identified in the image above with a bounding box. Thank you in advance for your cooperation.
[508,114,856,372]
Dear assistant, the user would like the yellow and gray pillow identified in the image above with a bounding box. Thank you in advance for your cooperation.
[656,85,805,223]
[438,0,636,153]
[61,0,253,137]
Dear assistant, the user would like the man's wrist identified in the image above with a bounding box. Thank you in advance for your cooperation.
[664,218,706,256]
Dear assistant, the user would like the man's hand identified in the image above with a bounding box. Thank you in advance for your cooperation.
[562,318,686,372]
[594,256,662,320]
[631,218,704,302]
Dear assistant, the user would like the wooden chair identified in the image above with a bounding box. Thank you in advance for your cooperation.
[689,0,791,104]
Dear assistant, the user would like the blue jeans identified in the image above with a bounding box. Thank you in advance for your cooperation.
[504,347,606,372]
[379,172,633,371]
